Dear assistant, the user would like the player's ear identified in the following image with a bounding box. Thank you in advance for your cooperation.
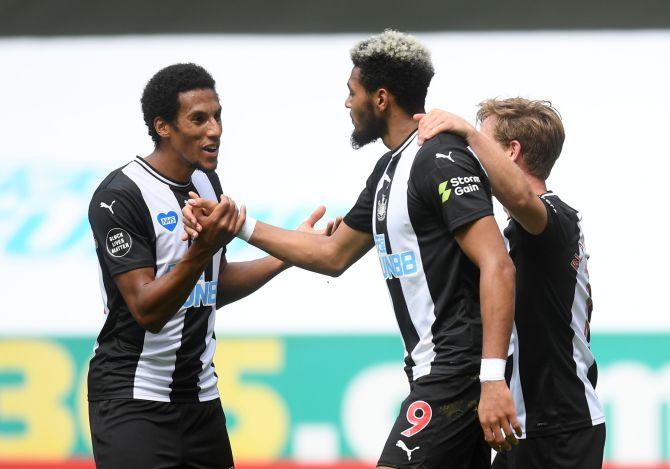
[375,88,389,112]
[154,116,171,139]
[508,140,522,162]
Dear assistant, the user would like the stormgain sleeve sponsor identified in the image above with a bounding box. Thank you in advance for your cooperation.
[450,176,481,196]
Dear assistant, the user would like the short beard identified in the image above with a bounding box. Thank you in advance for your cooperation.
[189,160,217,174]
[350,102,387,149]
[189,161,218,174]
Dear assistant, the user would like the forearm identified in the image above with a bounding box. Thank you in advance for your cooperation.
[131,247,213,332]
[466,129,536,211]
[216,256,289,307]
[478,258,516,359]
[249,221,345,276]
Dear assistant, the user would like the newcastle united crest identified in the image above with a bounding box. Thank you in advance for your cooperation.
[376,194,388,221]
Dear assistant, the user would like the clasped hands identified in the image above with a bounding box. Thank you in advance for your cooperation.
[181,191,342,249]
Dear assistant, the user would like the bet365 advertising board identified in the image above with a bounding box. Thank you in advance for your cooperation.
[1,334,670,465]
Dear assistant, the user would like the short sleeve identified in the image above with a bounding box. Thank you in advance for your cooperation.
[412,140,493,234]
[522,196,575,245]
[89,188,156,277]
[343,155,390,234]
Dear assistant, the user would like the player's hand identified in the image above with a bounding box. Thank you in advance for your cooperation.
[189,194,244,253]
[478,380,522,452]
[413,109,476,145]
[297,205,343,236]
[181,191,217,241]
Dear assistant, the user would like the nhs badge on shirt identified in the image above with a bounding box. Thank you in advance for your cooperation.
[157,211,179,232]
[374,234,418,280]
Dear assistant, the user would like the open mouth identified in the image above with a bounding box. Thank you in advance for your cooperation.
[202,144,219,155]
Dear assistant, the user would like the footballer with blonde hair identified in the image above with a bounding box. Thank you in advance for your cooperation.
[417,99,606,468]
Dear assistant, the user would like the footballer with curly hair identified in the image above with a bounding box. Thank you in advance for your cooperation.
[87,63,311,468]
[184,31,521,468]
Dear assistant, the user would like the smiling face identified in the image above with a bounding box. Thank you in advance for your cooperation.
[345,67,386,149]
[162,88,222,172]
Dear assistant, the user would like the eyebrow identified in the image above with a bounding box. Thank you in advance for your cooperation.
[188,106,221,117]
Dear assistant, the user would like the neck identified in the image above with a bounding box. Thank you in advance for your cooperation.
[144,145,194,184]
[381,110,419,150]
[524,172,548,196]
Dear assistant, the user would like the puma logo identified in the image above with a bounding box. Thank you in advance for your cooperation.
[436,151,454,162]
[100,201,116,214]
[396,440,420,461]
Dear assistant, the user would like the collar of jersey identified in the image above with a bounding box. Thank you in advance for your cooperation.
[391,130,418,157]
[134,156,192,188]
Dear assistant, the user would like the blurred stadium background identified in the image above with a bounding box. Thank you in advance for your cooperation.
[1,1,670,467]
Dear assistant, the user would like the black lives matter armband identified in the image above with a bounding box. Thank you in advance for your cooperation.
[88,189,155,276]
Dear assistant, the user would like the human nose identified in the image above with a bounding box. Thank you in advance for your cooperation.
[207,118,222,137]
[344,95,352,109]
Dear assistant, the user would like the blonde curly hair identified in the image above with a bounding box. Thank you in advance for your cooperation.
[350,30,434,115]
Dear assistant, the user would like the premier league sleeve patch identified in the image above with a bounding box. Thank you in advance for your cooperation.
[106,228,133,257]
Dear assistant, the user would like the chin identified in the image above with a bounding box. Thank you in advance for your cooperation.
[350,130,378,150]
[196,159,218,173]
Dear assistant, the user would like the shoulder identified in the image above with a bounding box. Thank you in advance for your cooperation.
[374,150,394,172]
[89,164,144,215]
[522,192,582,243]
[92,162,140,194]
[419,132,469,155]
[364,151,394,185]
[411,132,486,182]
[192,170,223,198]
[423,131,469,151]
[414,132,479,170]
[197,170,222,191]
[541,193,579,222]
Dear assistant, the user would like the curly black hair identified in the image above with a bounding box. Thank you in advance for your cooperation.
[351,30,434,116]
[141,63,217,145]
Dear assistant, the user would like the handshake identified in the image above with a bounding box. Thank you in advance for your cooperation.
[179,191,342,252]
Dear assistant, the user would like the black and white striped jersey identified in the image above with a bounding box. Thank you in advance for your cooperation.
[504,192,605,437]
[87,156,224,403]
[344,131,493,382]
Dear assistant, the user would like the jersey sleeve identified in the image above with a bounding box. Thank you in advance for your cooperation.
[411,140,493,234]
[525,196,576,245]
[89,188,156,277]
[343,155,389,233]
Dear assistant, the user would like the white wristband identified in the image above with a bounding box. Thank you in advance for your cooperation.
[237,216,257,242]
[479,358,506,382]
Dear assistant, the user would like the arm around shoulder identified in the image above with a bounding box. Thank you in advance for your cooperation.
[465,130,547,235]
